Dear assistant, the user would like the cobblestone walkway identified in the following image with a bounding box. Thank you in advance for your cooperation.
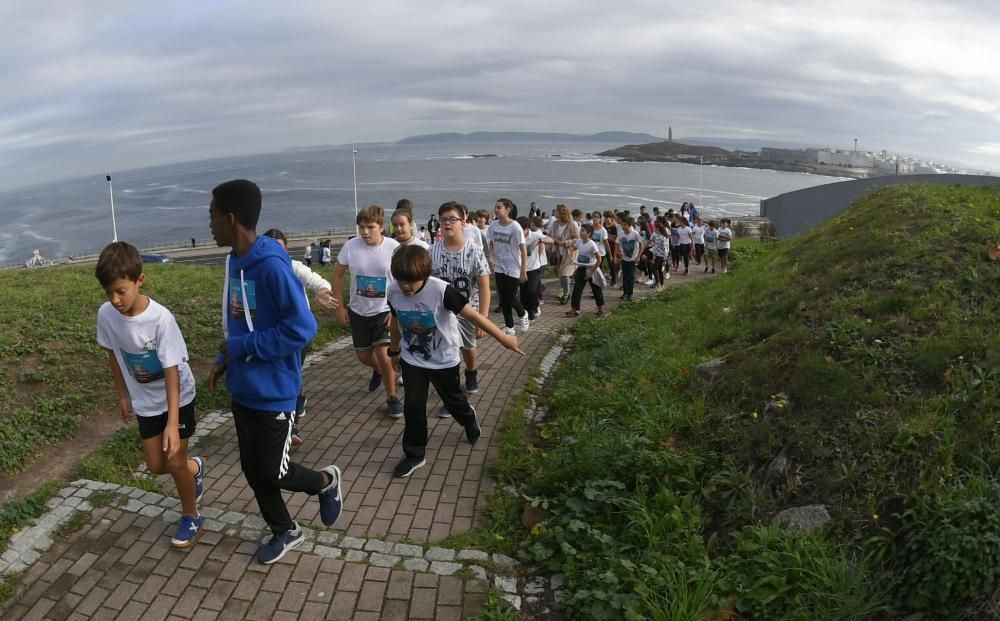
[1,270,714,619]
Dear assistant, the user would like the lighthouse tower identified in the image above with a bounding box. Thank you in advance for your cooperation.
[668,126,673,142]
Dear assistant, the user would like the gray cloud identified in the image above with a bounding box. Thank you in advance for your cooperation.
[0,0,997,191]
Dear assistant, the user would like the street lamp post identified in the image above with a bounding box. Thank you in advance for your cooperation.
[106,175,119,242]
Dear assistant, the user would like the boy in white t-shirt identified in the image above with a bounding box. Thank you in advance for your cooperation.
[717,218,734,274]
[95,242,206,548]
[616,215,645,301]
[692,217,707,265]
[431,201,491,397]
[566,223,606,316]
[387,245,523,477]
[332,205,403,416]
[704,220,719,274]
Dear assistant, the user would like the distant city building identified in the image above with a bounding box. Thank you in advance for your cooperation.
[816,150,874,168]
[668,126,673,142]
[760,147,819,165]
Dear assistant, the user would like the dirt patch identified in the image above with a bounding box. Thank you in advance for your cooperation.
[0,406,121,504]
[0,359,222,505]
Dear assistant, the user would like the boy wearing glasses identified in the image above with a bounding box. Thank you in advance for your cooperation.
[429,201,491,396]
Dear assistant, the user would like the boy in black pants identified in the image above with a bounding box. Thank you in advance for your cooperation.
[387,246,524,478]
[617,215,645,301]
[208,179,344,565]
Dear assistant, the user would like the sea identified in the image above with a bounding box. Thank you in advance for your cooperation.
[0,141,848,266]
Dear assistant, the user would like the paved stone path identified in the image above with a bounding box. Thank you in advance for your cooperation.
[1,268,714,620]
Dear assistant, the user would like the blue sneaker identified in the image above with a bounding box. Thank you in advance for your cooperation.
[368,370,382,392]
[171,514,203,548]
[192,456,206,503]
[464,408,481,445]
[291,427,303,448]
[318,465,343,527]
[295,394,308,419]
[387,397,403,419]
[257,522,304,565]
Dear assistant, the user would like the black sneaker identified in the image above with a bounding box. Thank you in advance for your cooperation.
[295,394,308,419]
[464,370,479,394]
[464,408,481,445]
[393,455,427,478]
[368,370,382,392]
[386,397,403,418]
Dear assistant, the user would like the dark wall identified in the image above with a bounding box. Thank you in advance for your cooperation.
[760,174,999,238]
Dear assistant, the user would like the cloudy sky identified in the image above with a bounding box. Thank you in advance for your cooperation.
[1,0,997,191]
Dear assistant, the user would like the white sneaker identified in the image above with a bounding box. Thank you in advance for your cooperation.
[501,326,516,336]
[644,278,654,286]
[396,374,404,386]
[520,314,530,332]
[723,268,728,274]
[665,272,670,280]
[535,307,541,318]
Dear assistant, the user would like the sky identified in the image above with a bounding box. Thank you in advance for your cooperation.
[1,0,998,191]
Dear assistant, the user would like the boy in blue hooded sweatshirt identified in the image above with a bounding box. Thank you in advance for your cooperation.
[207,179,344,565]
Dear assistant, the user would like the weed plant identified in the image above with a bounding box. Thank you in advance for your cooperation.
[504,185,1000,619]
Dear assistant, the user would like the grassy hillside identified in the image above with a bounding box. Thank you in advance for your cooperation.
[507,184,1000,619]
[0,261,343,476]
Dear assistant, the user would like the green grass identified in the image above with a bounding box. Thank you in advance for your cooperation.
[76,426,161,491]
[0,481,62,555]
[0,261,344,475]
[502,184,1000,619]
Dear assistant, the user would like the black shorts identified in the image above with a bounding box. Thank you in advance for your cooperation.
[137,401,196,440]
[718,248,730,258]
[349,309,391,351]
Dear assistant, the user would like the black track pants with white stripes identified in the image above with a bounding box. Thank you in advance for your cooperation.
[232,402,325,535]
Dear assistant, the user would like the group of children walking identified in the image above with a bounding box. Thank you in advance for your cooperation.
[96,183,730,565]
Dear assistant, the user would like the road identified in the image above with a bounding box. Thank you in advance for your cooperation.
[163,241,344,266]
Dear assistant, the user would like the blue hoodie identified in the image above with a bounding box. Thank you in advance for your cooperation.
[219,235,316,412]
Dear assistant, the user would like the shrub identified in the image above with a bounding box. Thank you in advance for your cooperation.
[887,478,1000,615]
[719,524,885,621]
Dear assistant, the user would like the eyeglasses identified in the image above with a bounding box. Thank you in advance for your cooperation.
[440,217,463,224]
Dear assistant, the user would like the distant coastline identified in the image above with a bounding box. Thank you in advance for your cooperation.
[598,141,880,179]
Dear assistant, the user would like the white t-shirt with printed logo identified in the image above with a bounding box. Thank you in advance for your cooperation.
[430,238,490,311]
[387,277,467,369]
[573,239,601,267]
[692,224,706,245]
[717,227,733,250]
[487,220,526,278]
[591,227,608,256]
[337,235,401,316]
[96,298,196,416]
[525,230,547,271]
[618,229,643,262]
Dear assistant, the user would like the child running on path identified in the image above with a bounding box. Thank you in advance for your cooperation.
[617,215,644,301]
[717,219,734,273]
[332,205,404,416]
[566,223,606,317]
[520,215,553,320]
[262,228,338,447]
[650,222,670,291]
[96,241,206,549]
[704,220,719,274]
[430,201,492,400]
[207,179,343,565]
[387,245,524,477]
[488,197,530,335]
